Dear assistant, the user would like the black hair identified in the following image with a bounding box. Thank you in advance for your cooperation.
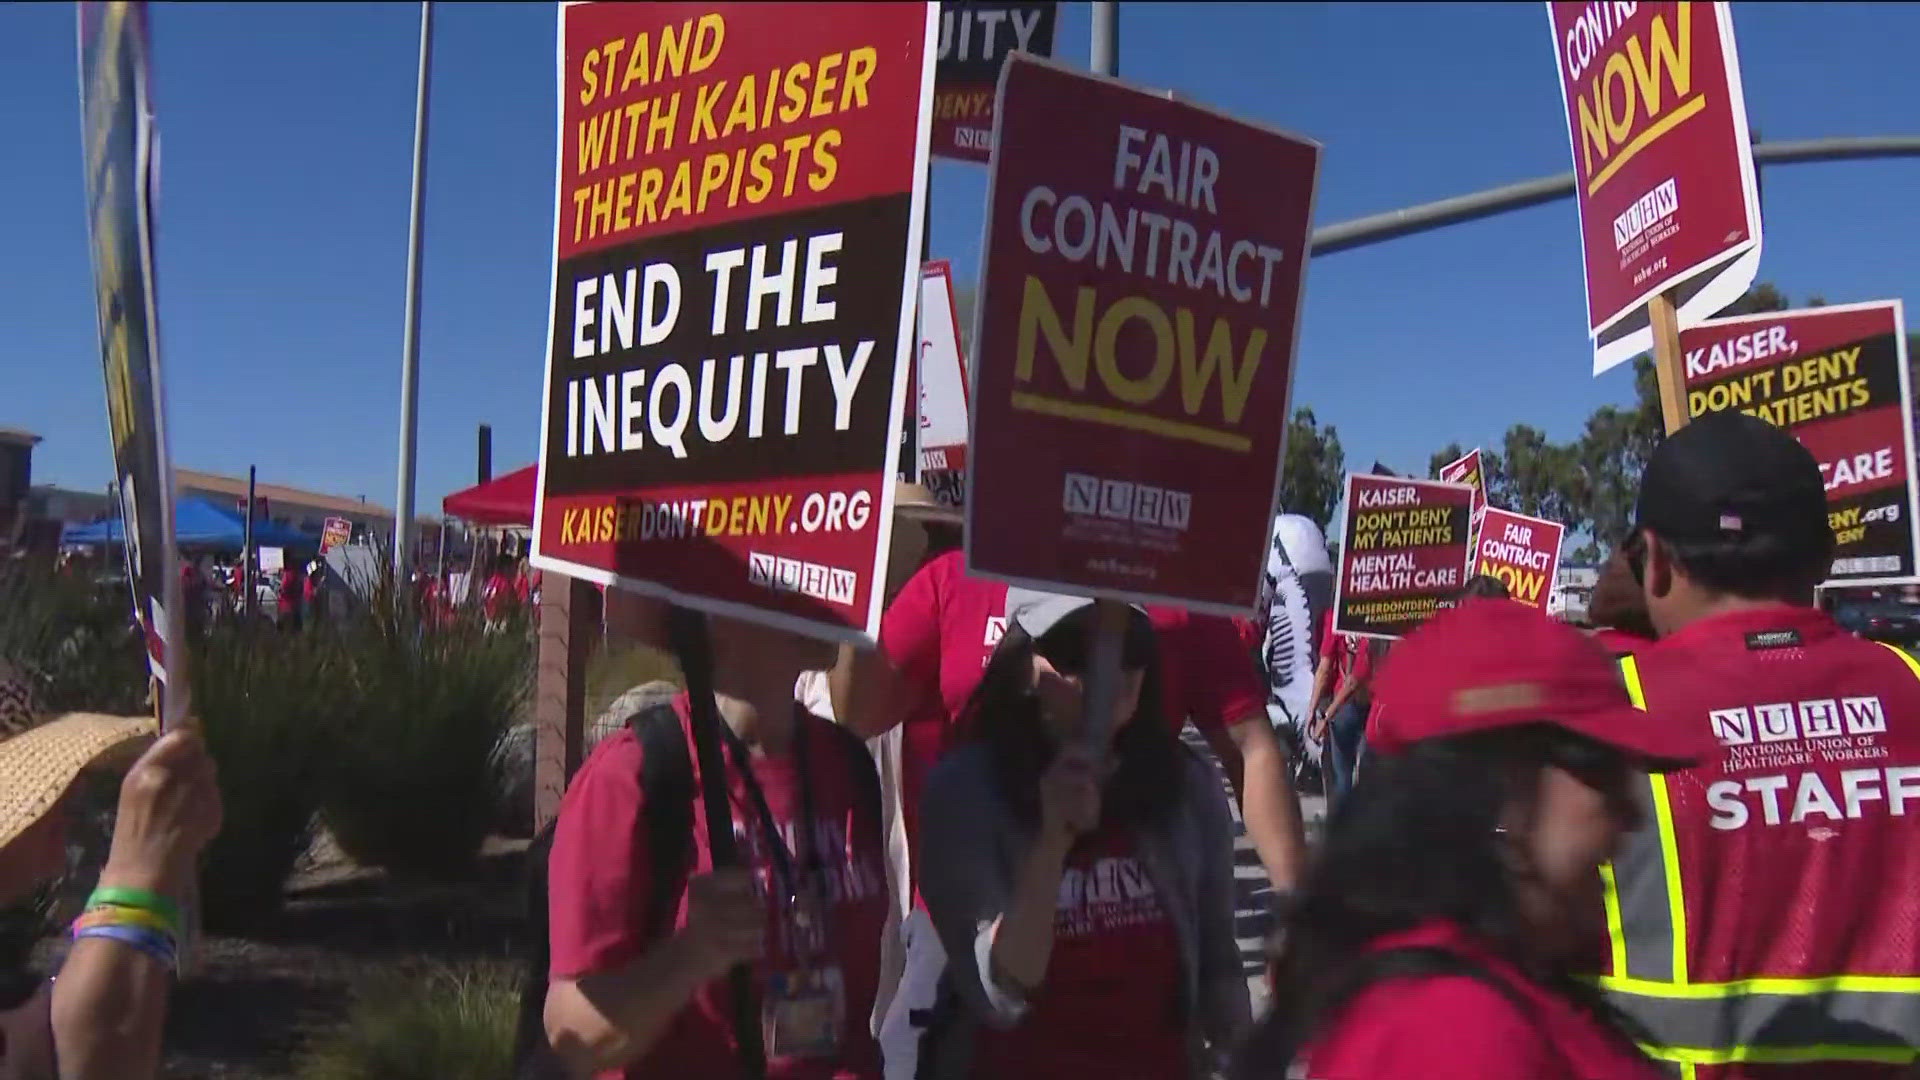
[1636,527,1831,603]
[1235,726,1651,1075]
[1458,574,1511,601]
[957,620,1182,833]
[921,521,963,558]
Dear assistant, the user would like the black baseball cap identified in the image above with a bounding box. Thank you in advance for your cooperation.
[1633,411,1830,554]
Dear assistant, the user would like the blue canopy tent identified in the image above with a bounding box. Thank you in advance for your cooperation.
[62,495,317,551]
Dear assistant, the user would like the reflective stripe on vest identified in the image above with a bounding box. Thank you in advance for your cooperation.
[1597,646,1920,1067]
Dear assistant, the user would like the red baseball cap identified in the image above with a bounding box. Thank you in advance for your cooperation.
[1369,598,1703,770]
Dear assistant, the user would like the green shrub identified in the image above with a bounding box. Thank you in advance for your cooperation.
[190,622,336,931]
[293,964,517,1080]
[317,560,531,877]
[0,565,147,715]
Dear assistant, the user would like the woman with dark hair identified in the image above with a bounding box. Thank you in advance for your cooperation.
[917,589,1247,1079]
[1239,599,1703,1079]
[1459,573,1511,600]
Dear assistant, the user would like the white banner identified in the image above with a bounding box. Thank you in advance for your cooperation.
[916,259,969,478]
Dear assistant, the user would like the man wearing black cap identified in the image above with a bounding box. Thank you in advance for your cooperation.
[1598,411,1920,1078]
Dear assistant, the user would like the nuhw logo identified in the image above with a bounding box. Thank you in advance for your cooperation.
[983,616,1008,648]
[1060,471,1192,531]
[1709,697,1887,746]
[745,551,857,606]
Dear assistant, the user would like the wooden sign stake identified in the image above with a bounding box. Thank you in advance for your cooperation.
[1649,289,1689,435]
[1079,599,1131,753]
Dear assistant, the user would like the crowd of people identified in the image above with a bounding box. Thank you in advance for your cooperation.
[6,413,1920,1078]
[523,411,1920,1078]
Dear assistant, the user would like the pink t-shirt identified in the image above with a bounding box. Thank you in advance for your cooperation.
[879,551,1264,896]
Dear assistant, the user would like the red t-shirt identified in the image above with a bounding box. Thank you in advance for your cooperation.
[1294,921,1664,1079]
[278,568,299,613]
[1318,610,1372,697]
[878,551,1264,894]
[970,828,1188,1078]
[1591,626,1652,657]
[547,700,888,1079]
[483,571,512,620]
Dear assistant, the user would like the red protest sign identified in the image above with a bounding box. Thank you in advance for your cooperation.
[1333,475,1475,639]
[1546,2,1762,374]
[965,54,1320,614]
[1439,447,1487,537]
[320,516,352,554]
[931,2,1057,163]
[1680,301,1920,586]
[1474,507,1566,610]
[532,2,937,644]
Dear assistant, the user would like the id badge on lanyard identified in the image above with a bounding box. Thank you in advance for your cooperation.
[724,715,844,1060]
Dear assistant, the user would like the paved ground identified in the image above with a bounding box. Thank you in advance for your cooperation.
[1176,728,1330,1015]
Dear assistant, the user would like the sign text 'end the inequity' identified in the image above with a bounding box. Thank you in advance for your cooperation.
[562,231,875,463]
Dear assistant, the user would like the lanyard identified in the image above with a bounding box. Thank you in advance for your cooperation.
[718,709,829,952]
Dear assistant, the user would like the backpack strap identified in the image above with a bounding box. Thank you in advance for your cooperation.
[813,714,884,849]
[632,701,697,937]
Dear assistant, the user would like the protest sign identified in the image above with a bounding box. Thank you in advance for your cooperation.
[965,54,1320,614]
[1680,301,1920,586]
[1333,474,1475,639]
[320,515,352,554]
[916,259,968,505]
[1473,507,1566,610]
[1438,447,1488,540]
[531,1,937,644]
[932,1,1056,163]
[1545,2,1762,375]
[79,0,187,727]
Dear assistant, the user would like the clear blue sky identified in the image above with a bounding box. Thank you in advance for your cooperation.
[5,2,1916,518]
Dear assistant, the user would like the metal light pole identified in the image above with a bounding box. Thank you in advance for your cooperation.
[1091,1,1118,76]
[393,0,434,584]
[1311,135,1920,256]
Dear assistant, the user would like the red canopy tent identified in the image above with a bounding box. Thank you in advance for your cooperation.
[441,464,536,526]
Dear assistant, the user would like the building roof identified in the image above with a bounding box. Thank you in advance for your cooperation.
[0,427,43,448]
[173,469,439,525]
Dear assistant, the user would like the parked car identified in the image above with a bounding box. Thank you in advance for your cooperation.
[1834,598,1920,646]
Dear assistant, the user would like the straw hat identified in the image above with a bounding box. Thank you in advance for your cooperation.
[893,480,962,526]
[0,661,155,853]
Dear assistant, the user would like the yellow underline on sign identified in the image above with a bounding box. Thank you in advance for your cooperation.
[1009,391,1251,452]
[1586,94,1708,196]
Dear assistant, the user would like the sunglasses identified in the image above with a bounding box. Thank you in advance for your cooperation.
[1544,735,1641,822]
[1035,621,1155,675]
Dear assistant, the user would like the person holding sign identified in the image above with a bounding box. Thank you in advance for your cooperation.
[542,594,889,1079]
[830,550,1302,1079]
[0,663,224,1080]
[1239,600,1698,1079]
[914,589,1248,1079]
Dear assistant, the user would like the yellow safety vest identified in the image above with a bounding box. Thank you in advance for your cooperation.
[1598,648,1920,1077]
